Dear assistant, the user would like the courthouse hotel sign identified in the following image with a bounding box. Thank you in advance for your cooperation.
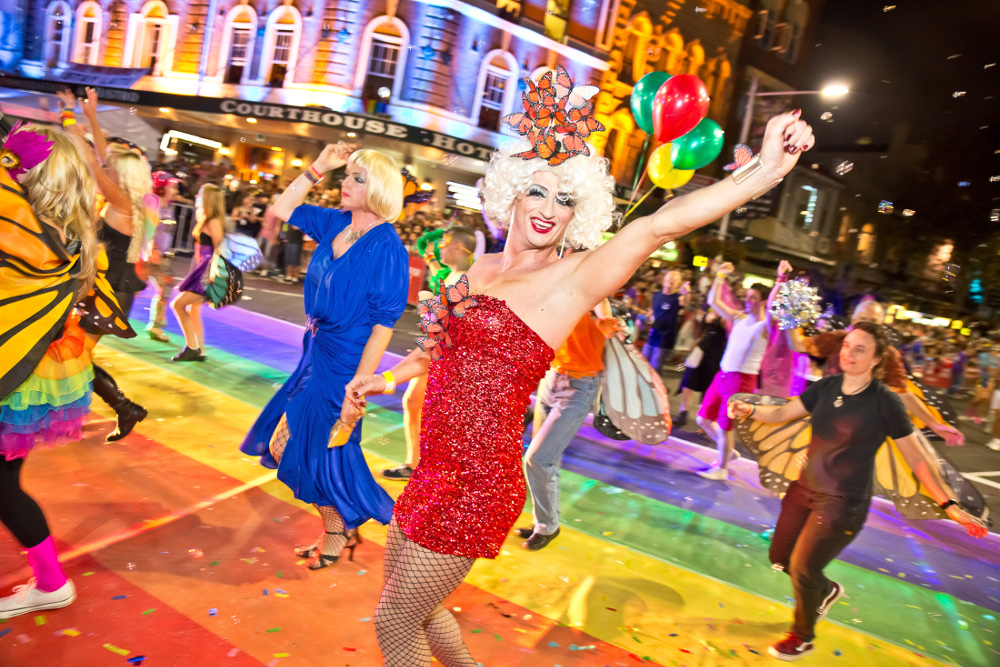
[0,74,497,160]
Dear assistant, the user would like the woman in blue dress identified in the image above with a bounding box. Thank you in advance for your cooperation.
[241,143,408,569]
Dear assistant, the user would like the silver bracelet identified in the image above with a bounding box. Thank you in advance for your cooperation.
[732,154,783,199]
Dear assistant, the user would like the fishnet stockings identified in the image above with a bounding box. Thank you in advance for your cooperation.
[268,414,290,463]
[376,519,477,666]
[269,414,352,558]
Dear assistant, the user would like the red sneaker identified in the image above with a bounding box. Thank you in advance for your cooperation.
[816,581,844,623]
[767,632,814,661]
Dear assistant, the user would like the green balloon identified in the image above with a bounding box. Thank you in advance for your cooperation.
[630,72,671,135]
[670,118,725,170]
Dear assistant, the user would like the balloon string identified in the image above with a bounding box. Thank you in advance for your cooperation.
[631,136,652,192]
[625,187,657,219]
[623,170,647,213]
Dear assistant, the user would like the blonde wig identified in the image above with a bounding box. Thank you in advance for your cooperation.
[104,145,152,262]
[482,142,618,250]
[195,183,228,238]
[348,148,403,222]
[20,125,97,300]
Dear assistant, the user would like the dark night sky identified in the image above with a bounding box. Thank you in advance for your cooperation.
[801,0,999,226]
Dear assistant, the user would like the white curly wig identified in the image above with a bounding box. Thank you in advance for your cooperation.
[482,141,618,250]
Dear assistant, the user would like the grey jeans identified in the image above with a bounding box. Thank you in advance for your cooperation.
[524,369,601,535]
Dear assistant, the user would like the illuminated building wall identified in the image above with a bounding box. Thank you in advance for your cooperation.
[11,0,616,144]
[593,0,753,187]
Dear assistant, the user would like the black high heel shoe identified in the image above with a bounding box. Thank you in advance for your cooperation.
[307,529,362,570]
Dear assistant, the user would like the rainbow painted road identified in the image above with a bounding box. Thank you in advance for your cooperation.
[1,295,997,666]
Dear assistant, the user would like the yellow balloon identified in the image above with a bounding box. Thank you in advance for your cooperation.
[646,143,695,190]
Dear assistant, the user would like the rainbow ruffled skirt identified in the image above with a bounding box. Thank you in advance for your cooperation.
[0,313,94,461]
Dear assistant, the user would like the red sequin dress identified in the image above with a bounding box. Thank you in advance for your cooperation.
[394,295,554,559]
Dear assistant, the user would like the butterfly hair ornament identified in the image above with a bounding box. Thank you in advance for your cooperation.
[501,65,604,166]
[0,122,55,182]
[415,274,479,360]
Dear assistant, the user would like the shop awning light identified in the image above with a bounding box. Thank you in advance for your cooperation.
[159,130,221,152]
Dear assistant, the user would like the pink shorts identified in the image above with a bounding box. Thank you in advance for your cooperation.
[698,371,758,431]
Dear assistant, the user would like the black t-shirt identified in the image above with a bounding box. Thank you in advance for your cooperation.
[799,375,913,499]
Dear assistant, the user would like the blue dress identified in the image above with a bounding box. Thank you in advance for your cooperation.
[240,206,408,528]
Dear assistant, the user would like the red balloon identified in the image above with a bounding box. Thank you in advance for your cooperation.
[651,74,710,144]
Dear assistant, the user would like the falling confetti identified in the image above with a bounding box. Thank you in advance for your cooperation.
[883,4,895,11]
[820,112,833,120]
[901,209,915,217]
[878,200,894,214]
[835,161,854,175]
[953,91,966,98]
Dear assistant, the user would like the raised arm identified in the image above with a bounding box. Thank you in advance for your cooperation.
[572,111,813,307]
[891,432,986,537]
[729,396,809,424]
[765,260,793,328]
[272,143,356,222]
[707,263,743,322]
[79,87,109,168]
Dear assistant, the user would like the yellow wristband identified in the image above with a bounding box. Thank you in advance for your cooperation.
[381,370,396,394]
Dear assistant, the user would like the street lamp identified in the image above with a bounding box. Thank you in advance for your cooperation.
[717,78,849,240]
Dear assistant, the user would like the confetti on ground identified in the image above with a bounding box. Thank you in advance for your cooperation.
[103,643,130,656]
[471,629,482,634]
[262,589,268,596]
[127,657,146,664]
[112,595,127,600]
[34,615,46,626]
[276,572,283,578]
[357,570,367,575]
[142,609,155,615]
[209,561,220,566]
[16,634,31,643]
[267,628,281,633]
[209,608,218,616]
[81,572,95,577]
[227,648,240,657]
[274,653,290,658]
[60,628,80,637]
[360,617,371,622]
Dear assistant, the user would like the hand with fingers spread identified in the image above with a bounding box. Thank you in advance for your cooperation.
[80,87,99,118]
[56,89,77,111]
[758,109,815,179]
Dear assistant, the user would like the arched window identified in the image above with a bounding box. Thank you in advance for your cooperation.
[217,3,257,84]
[602,108,635,184]
[124,0,178,76]
[474,50,519,132]
[657,29,684,74]
[44,1,72,67]
[782,0,809,63]
[857,223,875,263]
[354,17,409,103]
[73,1,102,65]
[680,40,704,75]
[619,16,652,86]
[259,3,302,87]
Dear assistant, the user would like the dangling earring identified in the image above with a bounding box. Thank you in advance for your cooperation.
[557,230,568,258]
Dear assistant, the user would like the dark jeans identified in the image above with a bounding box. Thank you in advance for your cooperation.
[768,481,869,641]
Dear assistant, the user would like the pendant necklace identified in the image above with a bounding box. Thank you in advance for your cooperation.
[343,219,383,245]
[834,376,872,408]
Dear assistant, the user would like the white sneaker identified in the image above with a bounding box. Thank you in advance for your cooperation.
[698,466,729,481]
[0,579,76,620]
[987,438,1000,451]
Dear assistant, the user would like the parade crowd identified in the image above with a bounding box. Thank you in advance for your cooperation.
[0,76,991,667]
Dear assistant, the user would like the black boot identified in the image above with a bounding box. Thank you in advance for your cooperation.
[91,365,147,442]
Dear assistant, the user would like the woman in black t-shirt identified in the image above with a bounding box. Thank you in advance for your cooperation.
[729,321,986,661]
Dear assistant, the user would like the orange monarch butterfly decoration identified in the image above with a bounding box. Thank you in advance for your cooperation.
[723,144,754,172]
[415,274,479,360]
[502,66,605,166]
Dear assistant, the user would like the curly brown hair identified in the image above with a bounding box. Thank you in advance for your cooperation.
[850,320,890,379]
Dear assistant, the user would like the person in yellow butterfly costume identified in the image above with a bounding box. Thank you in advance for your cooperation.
[0,124,135,620]
[729,321,987,661]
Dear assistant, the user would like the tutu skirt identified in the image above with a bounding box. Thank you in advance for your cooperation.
[177,246,214,296]
[0,313,94,461]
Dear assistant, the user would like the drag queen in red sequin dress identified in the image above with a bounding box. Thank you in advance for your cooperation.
[346,66,815,666]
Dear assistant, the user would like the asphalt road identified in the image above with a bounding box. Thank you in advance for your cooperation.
[230,272,1000,515]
